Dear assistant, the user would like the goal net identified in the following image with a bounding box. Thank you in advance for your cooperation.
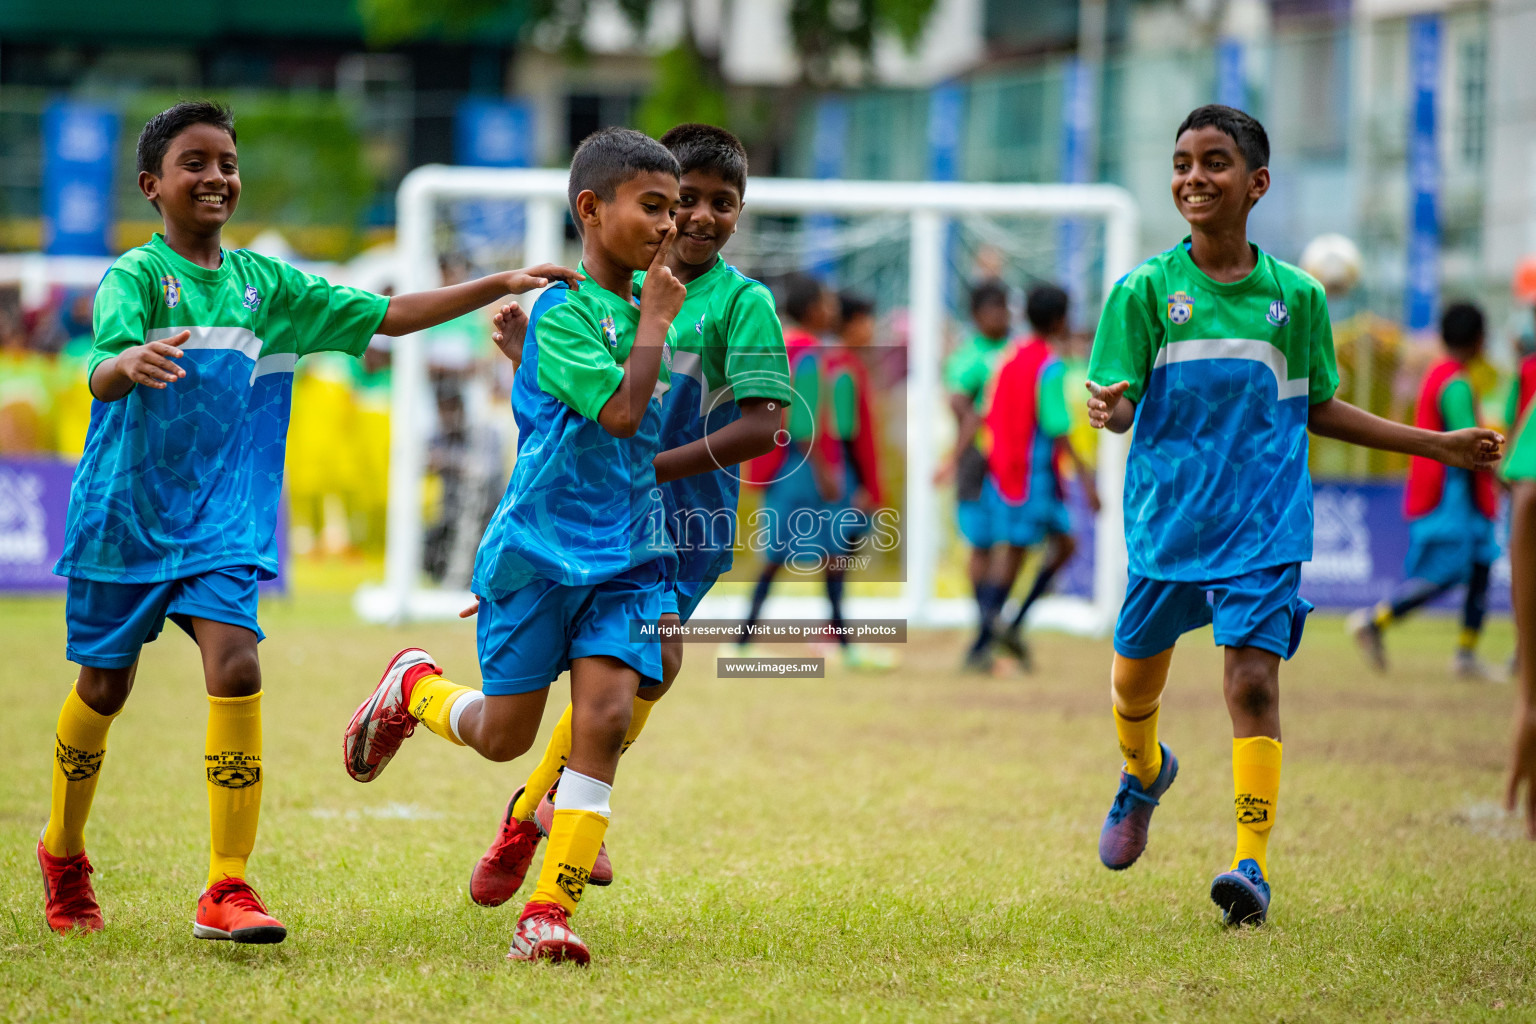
[355,167,1138,634]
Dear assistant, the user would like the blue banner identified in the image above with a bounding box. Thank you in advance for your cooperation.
[926,82,964,183]
[805,96,849,279]
[42,101,119,257]
[1216,37,1247,110]
[1406,15,1441,333]
[452,98,535,255]
[1058,58,1095,327]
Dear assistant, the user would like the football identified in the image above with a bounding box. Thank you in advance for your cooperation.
[1299,233,1364,295]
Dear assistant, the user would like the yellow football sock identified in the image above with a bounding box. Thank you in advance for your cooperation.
[1372,602,1394,629]
[43,683,119,858]
[1113,704,1162,788]
[1458,627,1478,653]
[408,674,474,745]
[511,696,654,820]
[1111,651,1171,788]
[530,808,609,913]
[206,692,263,887]
[1232,736,1282,873]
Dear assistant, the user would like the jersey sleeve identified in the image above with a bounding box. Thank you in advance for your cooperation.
[943,347,973,396]
[1506,375,1522,431]
[533,301,624,421]
[1087,279,1157,405]
[1440,378,1478,430]
[1306,282,1340,404]
[724,283,793,403]
[1037,360,1071,438]
[278,261,390,358]
[87,265,153,385]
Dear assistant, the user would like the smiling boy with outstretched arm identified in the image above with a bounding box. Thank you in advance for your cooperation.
[343,127,686,965]
[38,100,576,943]
[1085,104,1501,928]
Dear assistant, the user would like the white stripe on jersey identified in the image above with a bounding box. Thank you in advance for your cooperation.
[145,325,296,385]
[1153,337,1310,401]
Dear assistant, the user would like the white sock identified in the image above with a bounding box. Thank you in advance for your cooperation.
[553,769,612,817]
[448,691,485,743]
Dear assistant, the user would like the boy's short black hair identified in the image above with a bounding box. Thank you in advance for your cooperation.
[969,279,1009,316]
[839,291,875,325]
[1025,283,1070,334]
[567,127,681,221]
[780,272,827,324]
[1176,104,1269,171]
[1441,301,1485,352]
[137,100,236,178]
[658,123,748,197]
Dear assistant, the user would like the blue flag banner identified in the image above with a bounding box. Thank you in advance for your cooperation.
[1216,37,1246,110]
[1406,14,1441,333]
[42,101,119,257]
[1058,58,1095,327]
[805,96,849,279]
[452,98,535,254]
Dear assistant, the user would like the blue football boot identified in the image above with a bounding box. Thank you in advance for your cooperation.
[1098,742,1179,870]
[1210,858,1271,926]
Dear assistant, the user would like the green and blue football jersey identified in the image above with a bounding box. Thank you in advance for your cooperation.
[1088,240,1338,581]
[471,269,679,600]
[636,257,791,586]
[54,234,387,584]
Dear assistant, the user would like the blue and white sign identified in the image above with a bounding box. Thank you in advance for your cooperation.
[1405,15,1441,333]
[1216,37,1247,111]
[1058,58,1096,328]
[452,98,535,255]
[804,96,850,279]
[42,101,119,257]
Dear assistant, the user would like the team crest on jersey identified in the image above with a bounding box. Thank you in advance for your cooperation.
[695,317,704,335]
[1167,291,1194,325]
[160,275,181,309]
[1266,299,1290,327]
[243,284,262,311]
[600,315,618,347]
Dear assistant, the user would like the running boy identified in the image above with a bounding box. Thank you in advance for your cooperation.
[343,127,685,965]
[985,283,1099,664]
[40,101,576,942]
[1347,302,1501,679]
[472,123,791,897]
[1086,105,1502,927]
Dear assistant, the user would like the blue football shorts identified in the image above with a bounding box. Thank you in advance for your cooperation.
[957,477,1059,550]
[65,566,265,669]
[1113,562,1312,661]
[1403,515,1500,587]
[476,559,668,695]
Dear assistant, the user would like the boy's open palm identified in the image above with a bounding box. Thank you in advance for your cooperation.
[490,302,528,366]
[640,226,685,325]
[1086,380,1129,429]
[1438,427,1504,471]
[119,331,190,389]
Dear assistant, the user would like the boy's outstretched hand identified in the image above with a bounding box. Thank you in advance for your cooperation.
[502,264,582,294]
[91,330,191,400]
[639,226,685,328]
[1436,427,1504,471]
[490,302,528,367]
[1085,380,1130,430]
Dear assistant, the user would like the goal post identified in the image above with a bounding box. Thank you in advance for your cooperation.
[356,166,1139,633]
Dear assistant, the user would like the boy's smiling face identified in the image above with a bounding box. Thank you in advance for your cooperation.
[584,170,680,272]
[673,168,742,268]
[1171,125,1267,231]
[139,122,241,234]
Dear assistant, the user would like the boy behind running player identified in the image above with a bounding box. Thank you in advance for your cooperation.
[344,127,685,965]
[40,100,576,942]
[1086,105,1501,927]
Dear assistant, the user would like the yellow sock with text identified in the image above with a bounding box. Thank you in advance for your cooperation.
[531,810,609,914]
[408,675,474,745]
[1231,736,1282,873]
[206,692,263,887]
[1113,704,1163,788]
[43,684,119,858]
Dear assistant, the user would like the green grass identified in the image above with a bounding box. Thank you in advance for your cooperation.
[2,584,1532,1022]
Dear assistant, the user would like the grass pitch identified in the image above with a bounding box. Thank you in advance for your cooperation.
[1,577,1532,1023]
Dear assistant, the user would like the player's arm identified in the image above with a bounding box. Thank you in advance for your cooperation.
[936,391,983,483]
[597,228,682,438]
[489,302,529,369]
[653,397,783,485]
[1306,397,1502,470]
[90,331,191,401]
[377,264,580,337]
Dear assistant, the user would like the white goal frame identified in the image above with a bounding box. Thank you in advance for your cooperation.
[355,166,1138,634]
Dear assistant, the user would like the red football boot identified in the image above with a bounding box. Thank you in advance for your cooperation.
[193,878,286,944]
[535,785,612,886]
[37,837,104,934]
[506,901,589,964]
[470,788,544,907]
[343,648,442,782]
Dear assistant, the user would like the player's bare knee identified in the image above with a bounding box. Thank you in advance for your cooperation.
[1224,659,1277,718]
[207,645,262,698]
[660,638,684,687]
[578,692,632,759]
[76,665,134,716]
